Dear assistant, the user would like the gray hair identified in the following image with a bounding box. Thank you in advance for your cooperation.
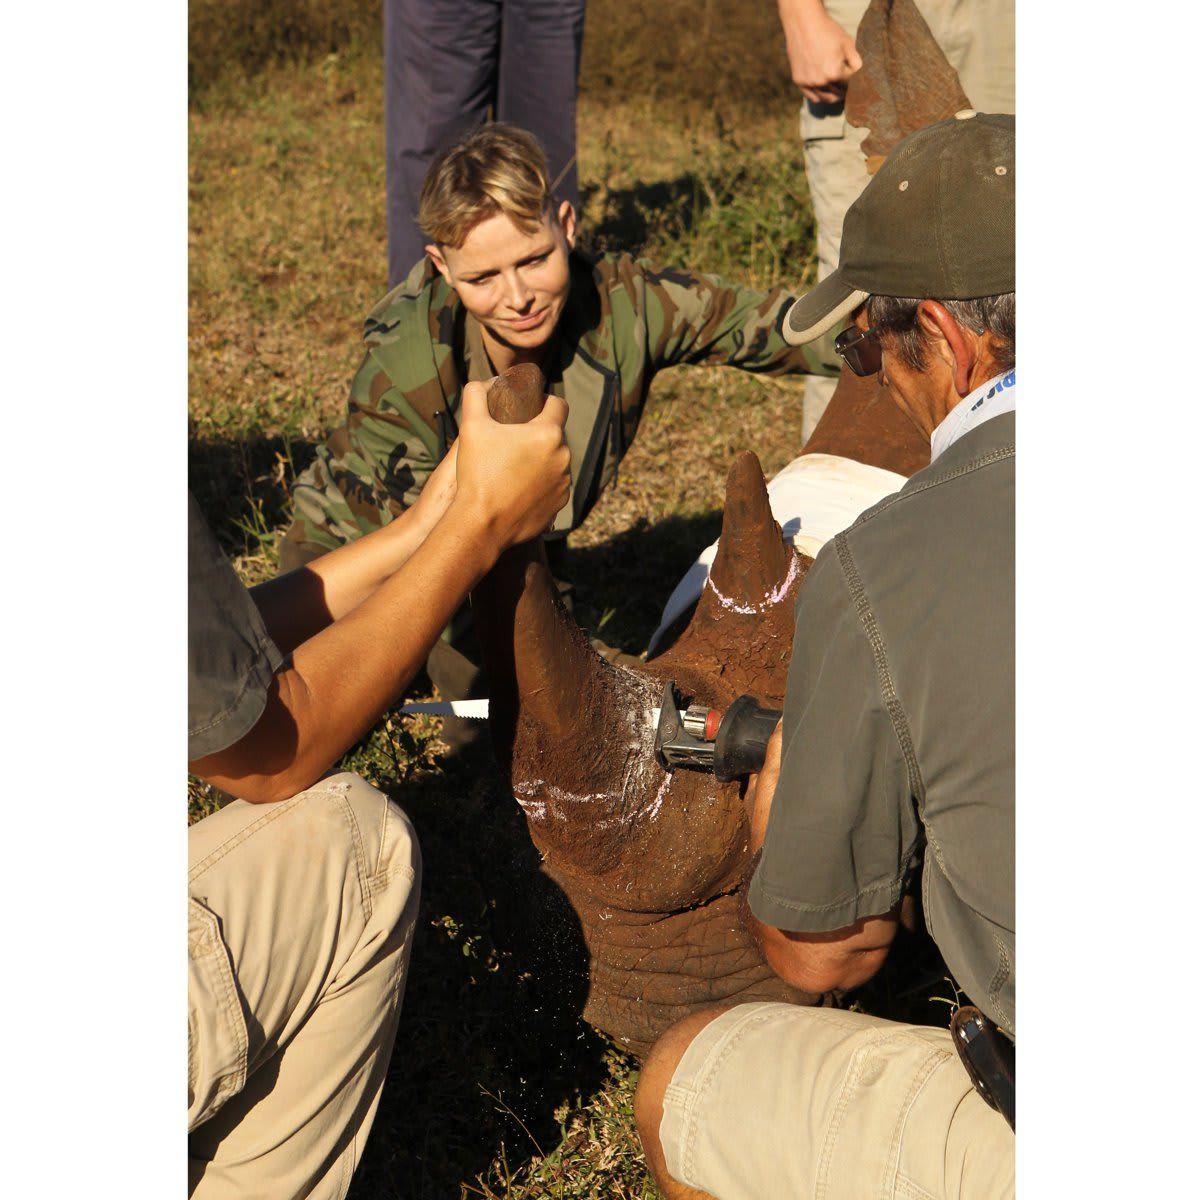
[865,293,1015,374]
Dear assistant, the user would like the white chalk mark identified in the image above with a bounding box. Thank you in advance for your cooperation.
[645,773,671,822]
[704,551,801,614]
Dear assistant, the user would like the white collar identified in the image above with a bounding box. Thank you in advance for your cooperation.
[930,369,1016,462]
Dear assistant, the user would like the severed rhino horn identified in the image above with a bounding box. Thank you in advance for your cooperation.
[845,0,973,172]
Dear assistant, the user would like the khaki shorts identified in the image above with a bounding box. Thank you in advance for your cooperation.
[188,773,421,1200]
[660,1003,1013,1200]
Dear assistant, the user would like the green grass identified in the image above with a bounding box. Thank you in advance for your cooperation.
[188,4,941,1196]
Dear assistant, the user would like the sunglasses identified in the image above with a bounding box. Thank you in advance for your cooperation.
[834,324,885,377]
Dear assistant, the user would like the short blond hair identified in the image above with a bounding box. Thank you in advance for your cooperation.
[418,123,554,248]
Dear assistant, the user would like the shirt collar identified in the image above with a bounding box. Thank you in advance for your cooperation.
[930,368,1016,462]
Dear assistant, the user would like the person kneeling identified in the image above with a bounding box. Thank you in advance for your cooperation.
[187,381,570,1198]
[634,112,1016,1200]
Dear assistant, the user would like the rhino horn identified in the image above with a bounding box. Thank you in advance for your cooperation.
[469,367,621,771]
[474,552,620,764]
[845,0,972,168]
[707,451,793,609]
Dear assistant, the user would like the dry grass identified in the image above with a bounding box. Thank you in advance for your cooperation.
[189,0,797,111]
[190,4,827,1196]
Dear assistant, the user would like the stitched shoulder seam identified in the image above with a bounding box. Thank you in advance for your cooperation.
[834,532,926,808]
[847,443,1013,534]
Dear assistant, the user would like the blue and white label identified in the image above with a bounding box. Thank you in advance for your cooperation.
[930,368,1016,462]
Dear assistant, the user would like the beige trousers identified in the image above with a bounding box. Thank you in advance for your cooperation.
[800,0,1017,440]
[660,1002,1014,1200]
[188,773,421,1199]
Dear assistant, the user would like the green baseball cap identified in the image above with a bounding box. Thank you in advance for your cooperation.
[783,110,1015,345]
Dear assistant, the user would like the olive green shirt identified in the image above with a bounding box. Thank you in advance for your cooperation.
[749,413,1015,1034]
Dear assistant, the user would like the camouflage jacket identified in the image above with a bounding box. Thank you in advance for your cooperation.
[288,250,840,552]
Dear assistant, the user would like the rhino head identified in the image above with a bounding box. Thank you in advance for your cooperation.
[470,364,925,1054]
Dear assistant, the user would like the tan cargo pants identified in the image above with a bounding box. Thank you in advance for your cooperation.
[188,773,421,1199]
[800,0,1017,440]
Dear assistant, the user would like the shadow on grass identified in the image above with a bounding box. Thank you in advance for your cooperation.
[563,509,725,655]
[581,174,708,257]
[350,752,613,1199]
[188,430,316,556]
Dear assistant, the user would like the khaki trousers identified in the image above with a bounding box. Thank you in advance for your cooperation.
[800,0,1017,440]
[188,773,421,1199]
[660,1003,1014,1200]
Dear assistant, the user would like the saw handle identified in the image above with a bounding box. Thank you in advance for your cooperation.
[714,695,783,782]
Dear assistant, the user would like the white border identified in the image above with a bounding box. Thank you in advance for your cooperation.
[1,4,182,1189]
[1021,2,1198,1190]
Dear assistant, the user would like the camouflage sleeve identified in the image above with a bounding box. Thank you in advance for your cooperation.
[287,349,440,554]
[637,261,842,378]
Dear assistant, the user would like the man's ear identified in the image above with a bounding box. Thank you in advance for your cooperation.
[425,244,453,285]
[556,200,577,250]
[917,300,975,396]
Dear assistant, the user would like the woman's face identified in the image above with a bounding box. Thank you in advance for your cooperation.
[428,200,576,353]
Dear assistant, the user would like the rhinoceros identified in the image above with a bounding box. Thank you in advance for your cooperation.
[469,364,926,1055]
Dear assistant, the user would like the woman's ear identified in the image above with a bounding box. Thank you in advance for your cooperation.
[556,200,577,250]
[425,244,453,285]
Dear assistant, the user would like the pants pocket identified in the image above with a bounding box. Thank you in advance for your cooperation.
[188,897,249,1131]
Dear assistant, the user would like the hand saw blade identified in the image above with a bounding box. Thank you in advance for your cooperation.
[397,699,491,719]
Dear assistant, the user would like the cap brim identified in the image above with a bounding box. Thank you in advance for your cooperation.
[782,272,869,346]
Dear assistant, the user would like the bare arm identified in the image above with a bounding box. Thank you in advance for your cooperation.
[743,721,899,993]
[189,384,571,804]
[251,440,462,655]
[777,0,864,105]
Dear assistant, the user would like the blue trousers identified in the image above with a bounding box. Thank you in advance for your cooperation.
[384,0,586,286]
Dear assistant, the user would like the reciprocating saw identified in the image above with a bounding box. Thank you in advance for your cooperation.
[652,679,782,782]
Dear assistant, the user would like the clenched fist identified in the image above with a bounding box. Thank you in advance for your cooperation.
[452,378,572,552]
[778,0,863,105]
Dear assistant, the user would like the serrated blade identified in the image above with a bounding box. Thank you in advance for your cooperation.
[398,699,491,719]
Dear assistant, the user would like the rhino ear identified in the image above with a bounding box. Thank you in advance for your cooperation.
[707,451,792,608]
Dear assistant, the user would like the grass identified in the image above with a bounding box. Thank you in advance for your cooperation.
[189,3,946,1195]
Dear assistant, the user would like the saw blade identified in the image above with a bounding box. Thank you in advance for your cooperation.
[398,699,491,719]
[401,702,681,725]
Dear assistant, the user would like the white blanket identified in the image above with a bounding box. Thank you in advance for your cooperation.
[647,453,907,653]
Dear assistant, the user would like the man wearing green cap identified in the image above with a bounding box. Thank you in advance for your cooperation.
[633,111,1015,1199]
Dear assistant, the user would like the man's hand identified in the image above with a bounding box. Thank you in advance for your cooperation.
[453,379,571,552]
[777,0,863,105]
[744,718,784,851]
